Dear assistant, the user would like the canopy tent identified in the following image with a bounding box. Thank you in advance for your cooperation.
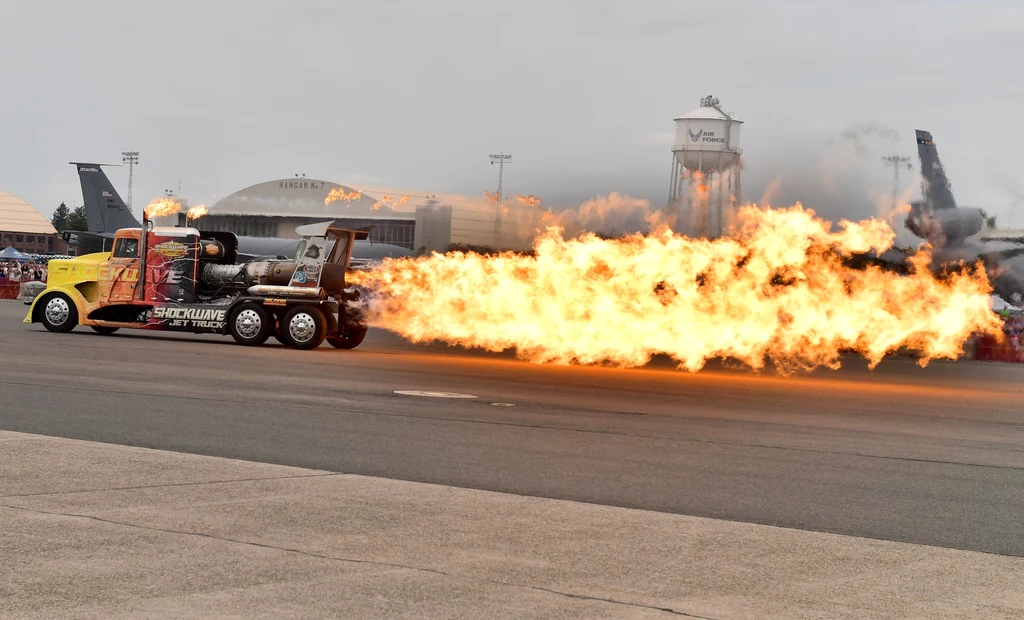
[0,245,31,261]
[991,295,1022,314]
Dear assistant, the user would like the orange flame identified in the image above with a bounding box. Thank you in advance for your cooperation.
[484,191,500,203]
[372,195,394,210]
[325,188,362,205]
[349,204,1000,373]
[186,204,209,222]
[371,194,410,210]
[144,197,182,219]
[516,194,543,207]
[691,170,710,195]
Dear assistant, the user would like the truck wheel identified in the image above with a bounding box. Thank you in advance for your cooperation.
[39,293,78,333]
[229,302,272,346]
[91,326,119,335]
[327,327,367,350]
[281,306,327,350]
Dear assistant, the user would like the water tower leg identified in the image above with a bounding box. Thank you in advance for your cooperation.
[696,152,706,237]
[669,157,680,202]
[668,158,675,202]
[715,153,724,238]
[669,157,683,232]
[724,169,734,235]
[737,166,744,230]
[718,174,725,238]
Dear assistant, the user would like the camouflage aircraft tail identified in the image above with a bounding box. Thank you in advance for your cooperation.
[915,130,957,211]
[70,162,141,232]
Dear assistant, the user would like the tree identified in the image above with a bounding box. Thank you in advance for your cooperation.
[65,205,89,232]
[51,202,70,231]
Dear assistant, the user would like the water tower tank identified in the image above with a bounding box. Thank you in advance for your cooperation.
[672,100,743,172]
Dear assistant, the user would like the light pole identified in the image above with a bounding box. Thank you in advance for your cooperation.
[489,153,511,243]
[122,151,139,215]
[882,154,911,212]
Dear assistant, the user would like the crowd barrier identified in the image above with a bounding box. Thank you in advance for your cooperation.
[975,335,1024,363]
[1,281,45,301]
[0,283,20,300]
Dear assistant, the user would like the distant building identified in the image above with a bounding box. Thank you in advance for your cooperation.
[0,190,67,255]
[352,184,541,252]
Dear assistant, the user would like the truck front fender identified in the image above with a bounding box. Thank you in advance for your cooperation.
[24,285,88,325]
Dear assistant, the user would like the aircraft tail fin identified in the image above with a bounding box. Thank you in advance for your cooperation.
[915,130,958,210]
[71,162,141,232]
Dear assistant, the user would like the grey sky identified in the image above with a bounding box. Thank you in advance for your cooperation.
[1,0,1022,226]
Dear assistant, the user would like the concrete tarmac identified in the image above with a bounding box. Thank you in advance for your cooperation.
[2,300,1024,559]
[3,430,1024,619]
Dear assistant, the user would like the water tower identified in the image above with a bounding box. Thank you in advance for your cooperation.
[668,95,743,237]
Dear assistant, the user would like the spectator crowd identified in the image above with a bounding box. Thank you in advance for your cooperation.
[1,260,47,283]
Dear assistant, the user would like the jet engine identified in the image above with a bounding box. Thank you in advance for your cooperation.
[198,260,347,296]
[906,204,984,246]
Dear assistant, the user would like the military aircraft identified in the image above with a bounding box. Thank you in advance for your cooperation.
[62,163,413,267]
[848,130,1024,303]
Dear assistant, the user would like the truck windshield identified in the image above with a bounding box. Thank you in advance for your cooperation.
[113,238,139,258]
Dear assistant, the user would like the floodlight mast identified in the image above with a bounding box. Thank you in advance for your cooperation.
[882,154,912,211]
[122,151,140,215]
[489,153,511,243]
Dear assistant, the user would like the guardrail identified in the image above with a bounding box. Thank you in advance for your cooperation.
[975,334,1024,363]
[0,283,20,299]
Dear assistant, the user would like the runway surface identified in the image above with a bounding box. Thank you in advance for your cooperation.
[3,300,1024,556]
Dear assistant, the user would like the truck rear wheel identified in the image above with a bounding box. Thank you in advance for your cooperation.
[328,327,367,350]
[39,293,78,333]
[281,306,327,350]
[229,302,272,346]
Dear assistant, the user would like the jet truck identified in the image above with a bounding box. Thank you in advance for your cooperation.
[25,218,369,350]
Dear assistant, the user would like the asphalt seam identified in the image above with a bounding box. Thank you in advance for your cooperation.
[0,472,340,499]
[0,502,714,619]
[4,377,1024,472]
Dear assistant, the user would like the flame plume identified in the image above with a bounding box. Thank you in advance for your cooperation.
[325,188,362,205]
[371,194,411,210]
[371,195,394,210]
[186,204,209,222]
[484,191,500,203]
[516,194,543,207]
[349,204,1000,373]
[144,197,182,219]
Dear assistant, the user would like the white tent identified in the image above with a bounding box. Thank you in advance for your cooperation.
[991,295,1021,313]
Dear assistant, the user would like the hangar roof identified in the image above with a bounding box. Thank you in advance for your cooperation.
[0,190,57,234]
[210,178,416,220]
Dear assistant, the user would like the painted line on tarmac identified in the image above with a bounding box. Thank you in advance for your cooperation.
[394,390,479,399]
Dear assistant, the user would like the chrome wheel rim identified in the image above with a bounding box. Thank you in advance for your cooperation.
[288,312,316,343]
[235,309,262,339]
[45,297,70,326]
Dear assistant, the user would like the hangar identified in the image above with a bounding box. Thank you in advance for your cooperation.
[202,178,418,249]
[0,190,66,255]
